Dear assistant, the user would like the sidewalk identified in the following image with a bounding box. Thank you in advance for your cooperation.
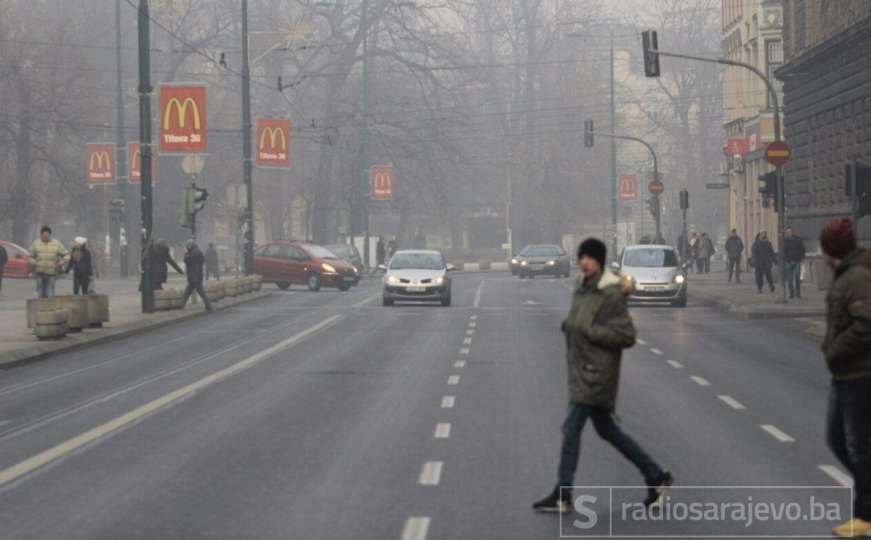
[0,275,268,366]
[688,264,826,320]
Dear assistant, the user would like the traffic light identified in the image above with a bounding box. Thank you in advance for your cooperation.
[679,189,689,210]
[191,186,208,214]
[758,171,778,211]
[584,119,594,148]
[641,30,661,78]
[845,160,871,217]
[646,196,660,220]
[109,198,126,222]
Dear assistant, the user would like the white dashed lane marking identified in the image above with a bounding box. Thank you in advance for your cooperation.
[401,517,431,540]
[418,461,443,485]
[466,329,475,336]
[690,376,711,387]
[761,424,795,443]
[447,375,460,385]
[441,396,455,409]
[636,339,648,346]
[650,348,664,356]
[470,315,478,320]
[434,423,451,439]
[468,322,477,328]
[666,360,684,369]
[463,337,472,345]
[459,348,470,355]
[454,361,466,368]
[718,395,746,410]
[819,465,853,487]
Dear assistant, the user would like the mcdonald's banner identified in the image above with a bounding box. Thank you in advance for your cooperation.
[255,119,292,168]
[371,164,395,200]
[87,143,116,184]
[618,174,638,201]
[128,142,157,184]
[159,84,207,153]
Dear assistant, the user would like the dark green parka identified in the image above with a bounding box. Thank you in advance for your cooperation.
[822,248,871,380]
[562,270,637,411]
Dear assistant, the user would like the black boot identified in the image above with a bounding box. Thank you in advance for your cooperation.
[533,485,572,513]
[644,471,674,507]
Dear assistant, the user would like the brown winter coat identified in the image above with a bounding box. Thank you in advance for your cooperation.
[822,248,871,381]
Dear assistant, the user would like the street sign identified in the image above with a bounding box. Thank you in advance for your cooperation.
[159,84,208,154]
[766,141,791,166]
[128,142,157,184]
[706,182,730,189]
[724,137,750,156]
[618,174,638,201]
[87,143,115,184]
[255,119,292,168]
[371,165,395,200]
[648,179,664,194]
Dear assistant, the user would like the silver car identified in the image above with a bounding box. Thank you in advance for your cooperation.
[381,250,454,306]
[616,245,688,307]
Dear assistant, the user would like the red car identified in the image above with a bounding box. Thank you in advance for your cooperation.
[1,241,32,278]
[254,241,360,292]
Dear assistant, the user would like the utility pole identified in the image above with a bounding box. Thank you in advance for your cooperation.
[115,0,129,279]
[609,29,618,259]
[137,0,154,313]
[360,0,371,270]
[242,0,254,275]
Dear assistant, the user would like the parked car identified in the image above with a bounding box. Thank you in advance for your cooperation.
[0,241,32,279]
[512,244,571,278]
[615,244,687,307]
[253,241,359,292]
[325,243,365,274]
[382,250,454,306]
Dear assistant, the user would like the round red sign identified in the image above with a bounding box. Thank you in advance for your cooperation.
[766,141,791,166]
[648,180,664,194]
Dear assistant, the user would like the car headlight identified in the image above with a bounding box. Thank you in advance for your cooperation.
[521,260,528,266]
[546,260,556,266]
[386,275,401,285]
[433,276,444,285]
[322,263,337,273]
[674,274,685,285]
[511,258,518,264]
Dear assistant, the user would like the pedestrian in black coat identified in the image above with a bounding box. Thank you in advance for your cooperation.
[0,243,6,294]
[181,240,212,312]
[751,232,777,293]
[66,237,94,295]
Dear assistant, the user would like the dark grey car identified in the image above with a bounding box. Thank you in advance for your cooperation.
[515,244,571,279]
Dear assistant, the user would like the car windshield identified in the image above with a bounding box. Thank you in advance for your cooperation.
[325,245,351,258]
[623,249,679,268]
[301,244,339,260]
[521,246,560,257]
[389,253,444,270]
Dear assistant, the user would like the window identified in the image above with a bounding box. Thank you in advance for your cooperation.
[389,253,445,270]
[261,244,281,257]
[766,40,784,106]
[623,249,679,268]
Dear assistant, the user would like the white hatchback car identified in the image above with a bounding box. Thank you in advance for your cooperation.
[615,245,688,307]
[381,250,454,306]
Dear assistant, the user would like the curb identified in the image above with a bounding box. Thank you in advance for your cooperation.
[0,291,271,367]
[690,289,825,320]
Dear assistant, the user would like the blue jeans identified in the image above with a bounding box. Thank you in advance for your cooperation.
[827,378,871,520]
[785,262,801,297]
[558,402,662,487]
[35,274,56,298]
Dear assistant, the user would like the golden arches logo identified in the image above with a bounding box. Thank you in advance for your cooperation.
[163,97,202,131]
[373,172,391,190]
[259,126,287,151]
[89,151,112,172]
[131,150,141,171]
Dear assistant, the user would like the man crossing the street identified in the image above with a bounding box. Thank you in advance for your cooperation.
[725,229,745,283]
[533,238,672,513]
[180,240,213,313]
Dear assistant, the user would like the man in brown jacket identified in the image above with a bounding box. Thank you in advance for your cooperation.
[820,218,871,538]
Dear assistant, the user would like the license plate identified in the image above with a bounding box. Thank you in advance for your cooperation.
[646,286,665,292]
[406,286,426,292]
[343,276,356,282]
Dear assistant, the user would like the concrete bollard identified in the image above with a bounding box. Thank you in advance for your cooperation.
[27,298,61,329]
[53,295,89,333]
[224,279,239,298]
[86,294,110,328]
[204,282,224,303]
[252,275,263,291]
[154,289,182,311]
[451,261,465,272]
[34,308,68,340]
[478,260,491,271]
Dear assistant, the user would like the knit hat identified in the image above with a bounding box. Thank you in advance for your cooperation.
[820,218,856,260]
[578,238,607,268]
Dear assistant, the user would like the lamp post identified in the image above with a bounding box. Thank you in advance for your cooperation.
[136,0,154,312]
[242,0,254,275]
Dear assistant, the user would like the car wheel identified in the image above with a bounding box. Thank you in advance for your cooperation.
[307,273,321,292]
[441,295,451,307]
[277,282,290,291]
[383,297,394,306]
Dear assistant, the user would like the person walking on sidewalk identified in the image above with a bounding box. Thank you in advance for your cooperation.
[532,238,673,513]
[819,218,871,538]
[688,233,699,273]
[28,226,69,299]
[725,229,745,283]
[783,227,806,299]
[372,236,386,276]
[0,242,7,295]
[205,242,220,281]
[152,238,183,290]
[698,233,715,274]
[180,240,212,312]
[65,237,94,295]
[751,231,777,294]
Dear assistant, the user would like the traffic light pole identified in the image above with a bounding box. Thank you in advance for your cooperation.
[360,0,371,270]
[609,30,618,259]
[115,0,129,279]
[649,46,786,304]
[241,0,254,276]
[136,0,154,313]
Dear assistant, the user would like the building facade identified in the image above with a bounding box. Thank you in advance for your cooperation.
[722,0,784,251]
[778,1,871,246]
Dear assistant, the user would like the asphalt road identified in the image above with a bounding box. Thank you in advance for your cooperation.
[0,273,852,539]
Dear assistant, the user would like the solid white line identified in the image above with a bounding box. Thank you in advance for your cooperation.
[666,360,684,369]
[441,396,455,409]
[718,395,746,410]
[650,348,664,356]
[401,517,431,540]
[454,361,466,368]
[470,315,478,320]
[690,376,711,386]
[468,321,477,328]
[418,461,443,485]
[636,338,648,346]
[0,314,343,488]
[459,348,470,355]
[463,337,472,345]
[819,465,853,487]
[447,375,460,385]
[434,423,451,439]
[473,280,485,308]
[761,424,795,443]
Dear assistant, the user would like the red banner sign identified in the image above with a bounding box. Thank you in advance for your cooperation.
[159,84,207,153]
[371,165,395,200]
[618,174,638,201]
[725,137,750,156]
[255,119,292,168]
[87,143,115,184]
